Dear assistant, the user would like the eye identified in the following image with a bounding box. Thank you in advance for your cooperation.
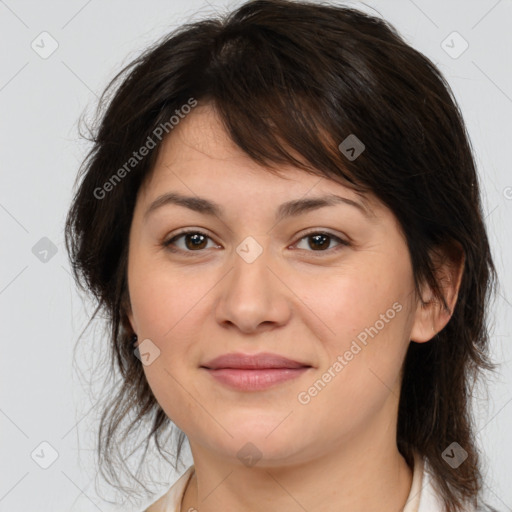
[162,230,219,255]
[293,230,349,255]
[162,229,349,257]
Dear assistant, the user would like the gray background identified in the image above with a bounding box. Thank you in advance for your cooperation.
[1,0,511,510]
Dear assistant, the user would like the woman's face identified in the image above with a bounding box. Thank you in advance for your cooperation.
[126,105,427,467]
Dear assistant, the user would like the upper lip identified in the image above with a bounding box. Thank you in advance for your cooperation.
[201,352,312,370]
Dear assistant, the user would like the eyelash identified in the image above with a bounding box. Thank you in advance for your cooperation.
[162,229,350,258]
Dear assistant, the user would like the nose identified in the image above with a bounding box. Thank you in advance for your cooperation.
[214,239,292,334]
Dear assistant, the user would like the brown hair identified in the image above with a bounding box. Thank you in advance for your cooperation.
[65,1,499,510]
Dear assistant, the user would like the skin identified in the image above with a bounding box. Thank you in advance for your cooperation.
[126,104,464,512]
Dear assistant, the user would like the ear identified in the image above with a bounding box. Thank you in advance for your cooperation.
[410,242,465,343]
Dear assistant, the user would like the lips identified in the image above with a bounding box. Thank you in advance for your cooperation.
[200,352,312,391]
[200,352,311,370]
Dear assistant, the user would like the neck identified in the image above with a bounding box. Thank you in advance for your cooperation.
[181,439,413,512]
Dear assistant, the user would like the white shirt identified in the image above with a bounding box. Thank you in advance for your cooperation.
[144,451,475,512]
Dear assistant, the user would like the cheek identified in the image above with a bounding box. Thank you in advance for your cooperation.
[141,362,207,436]
[302,252,412,398]
[303,254,410,345]
[128,252,202,338]
[130,263,207,428]
[297,294,409,440]
[127,255,211,400]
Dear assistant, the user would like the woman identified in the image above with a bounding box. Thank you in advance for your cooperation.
[65,1,500,511]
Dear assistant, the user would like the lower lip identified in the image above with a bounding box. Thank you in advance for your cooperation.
[203,367,310,391]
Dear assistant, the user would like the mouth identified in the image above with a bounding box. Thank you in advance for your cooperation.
[200,352,313,391]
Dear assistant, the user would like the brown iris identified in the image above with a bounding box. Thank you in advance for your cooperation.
[308,233,330,251]
[184,232,209,250]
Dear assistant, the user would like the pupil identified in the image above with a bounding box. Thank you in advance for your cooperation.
[310,234,329,250]
[186,233,207,250]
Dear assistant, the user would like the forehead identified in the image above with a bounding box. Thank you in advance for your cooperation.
[150,104,253,174]
[140,104,373,209]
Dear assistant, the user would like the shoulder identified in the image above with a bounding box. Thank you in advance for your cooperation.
[145,466,195,512]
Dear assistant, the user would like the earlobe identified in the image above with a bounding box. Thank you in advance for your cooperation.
[410,243,465,343]
[410,296,448,343]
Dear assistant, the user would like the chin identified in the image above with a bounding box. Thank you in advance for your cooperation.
[196,418,313,467]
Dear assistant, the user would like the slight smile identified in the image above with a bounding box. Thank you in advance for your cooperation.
[200,352,313,391]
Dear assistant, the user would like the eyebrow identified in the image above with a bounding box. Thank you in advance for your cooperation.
[143,191,373,222]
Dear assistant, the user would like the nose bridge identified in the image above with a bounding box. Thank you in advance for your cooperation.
[230,235,274,301]
[234,235,271,285]
[215,235,291,331]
